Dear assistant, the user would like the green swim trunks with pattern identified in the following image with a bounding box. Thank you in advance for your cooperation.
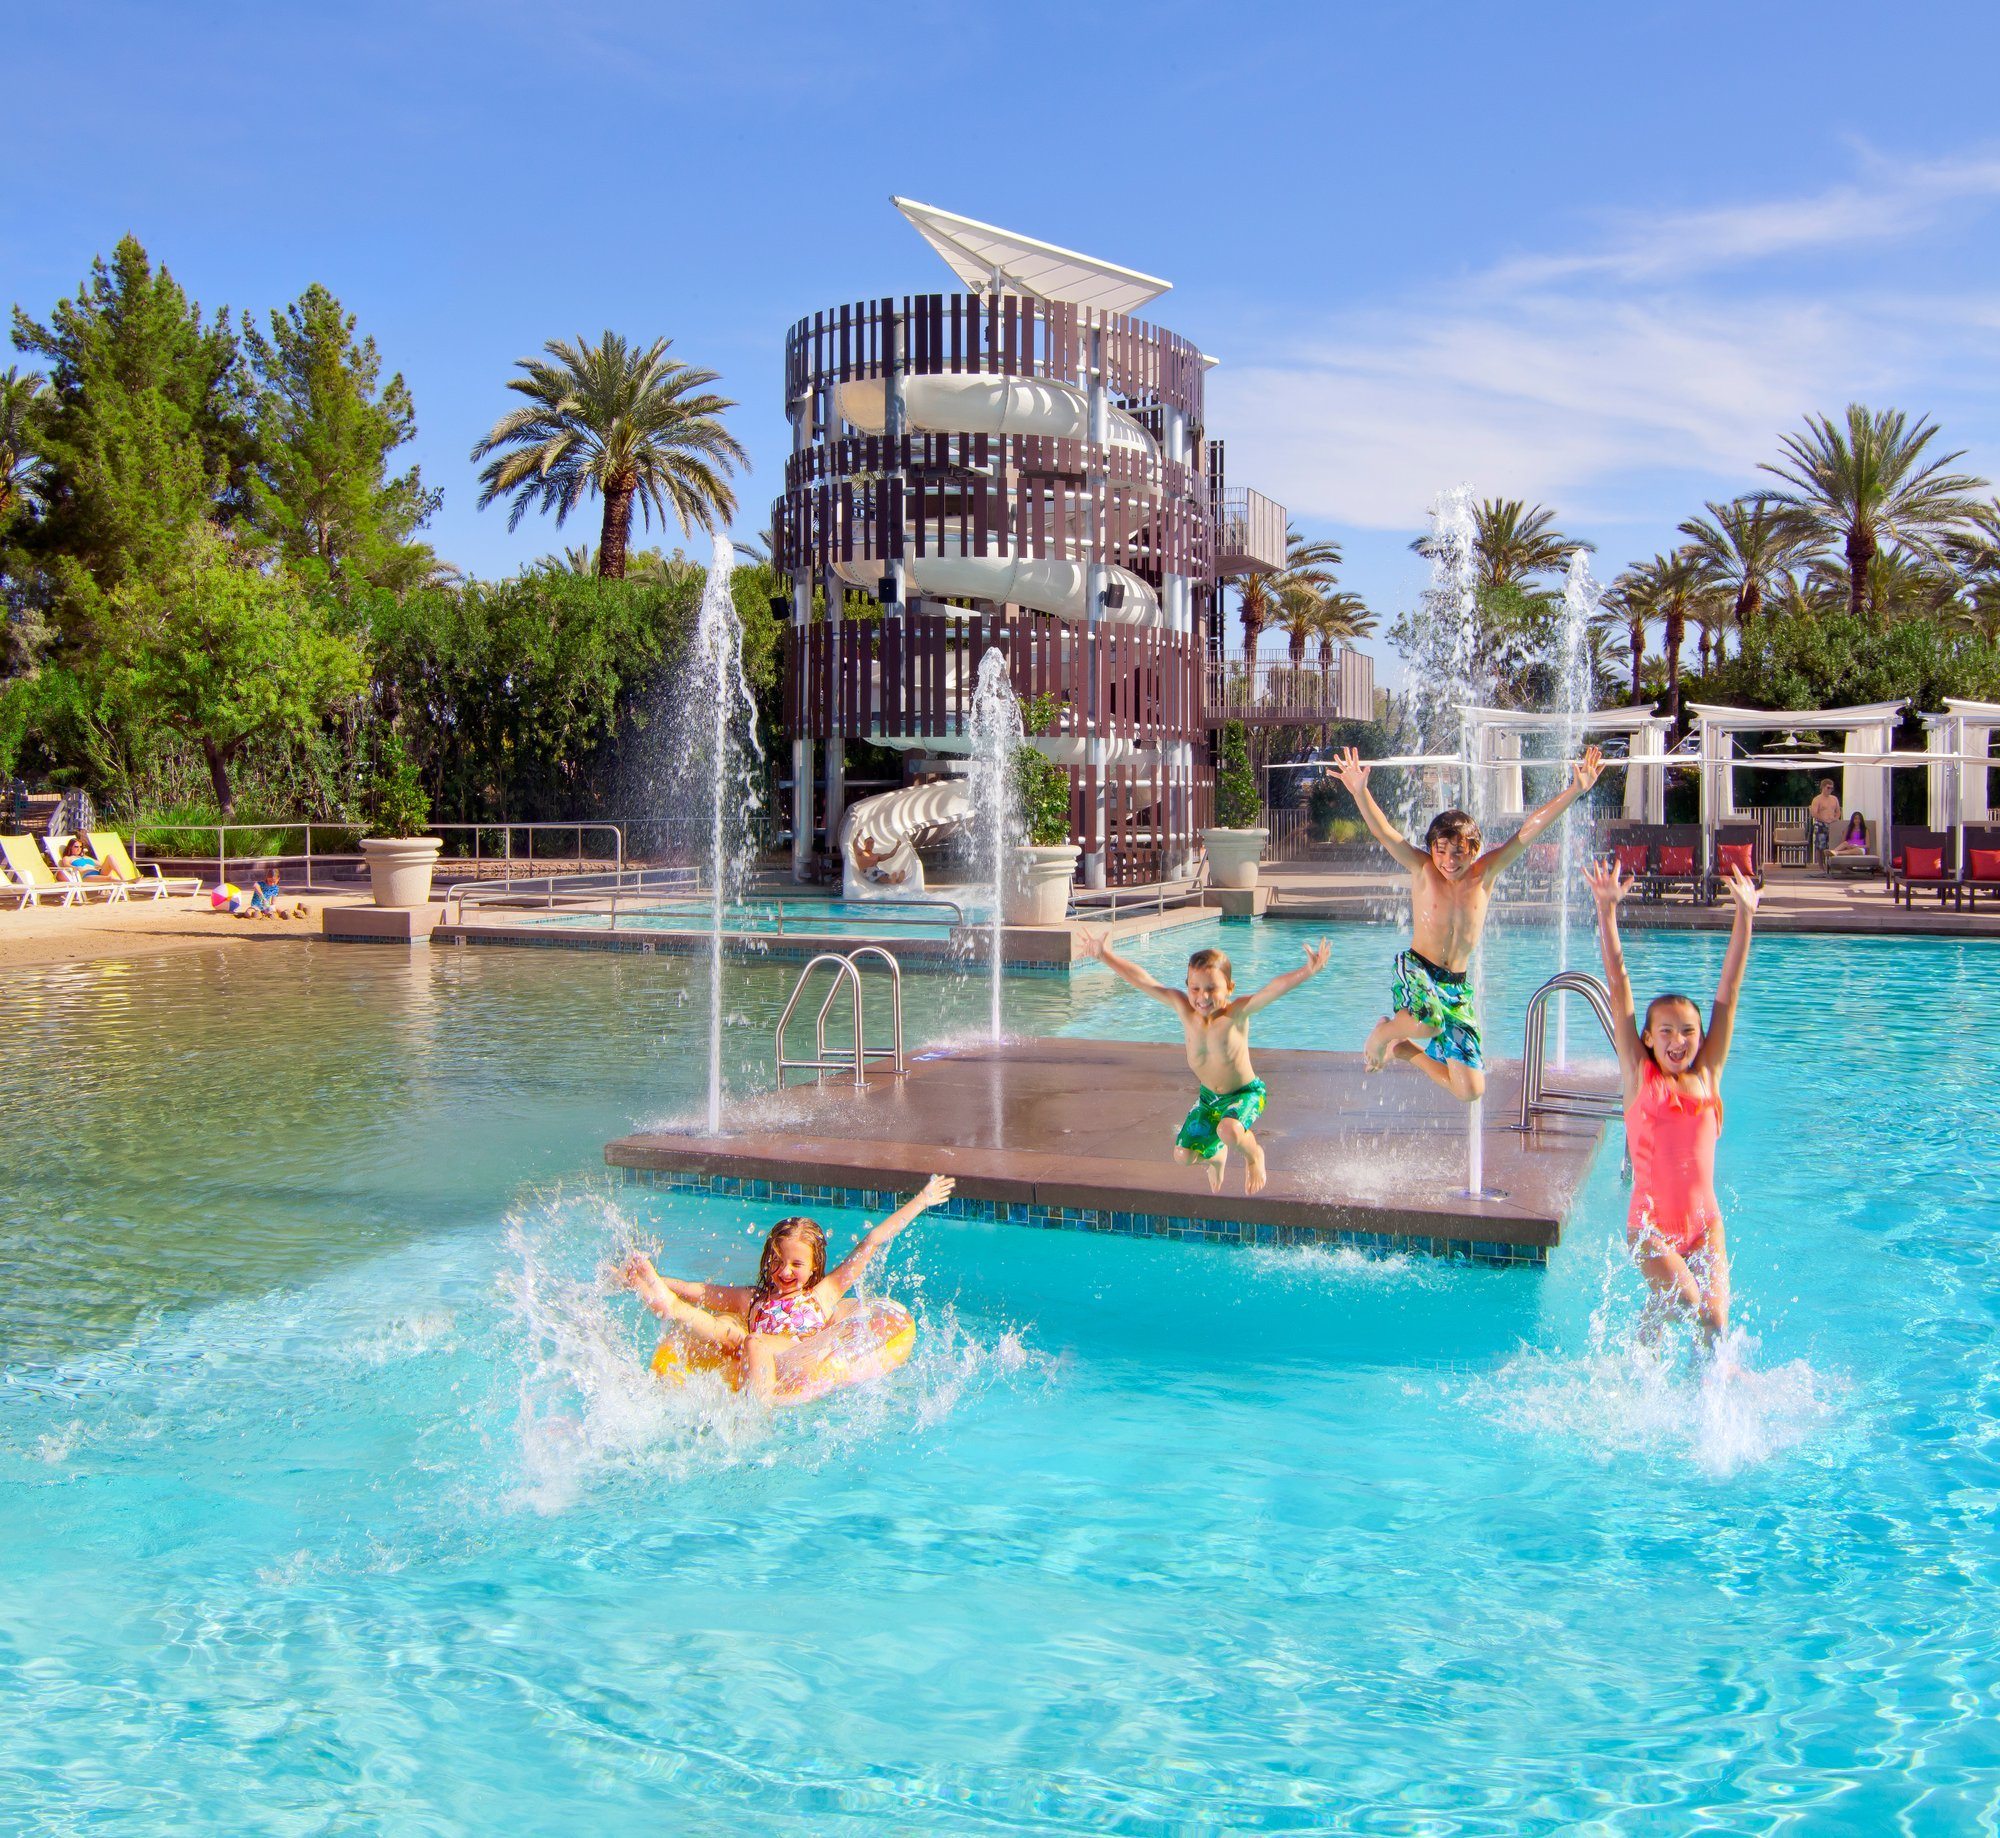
[1175,1078,1268,1161]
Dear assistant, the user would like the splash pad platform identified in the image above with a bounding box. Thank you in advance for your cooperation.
[604,1038,1614,1264]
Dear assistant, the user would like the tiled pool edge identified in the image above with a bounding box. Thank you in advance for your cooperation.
[620,1166,1550,1267]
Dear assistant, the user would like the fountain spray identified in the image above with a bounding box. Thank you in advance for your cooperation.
[966,649,1024,1043]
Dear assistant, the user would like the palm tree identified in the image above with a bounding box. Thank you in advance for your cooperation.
[1759,403,1989,624]
[471,332,748,579]
[1806,545,1958,624]
[1411,498,1590,591]
[1678,497,1809,650]
[0,367,49,529]
[1278,576,1325,671]
[1604,571,1651,706]
[1237,573,1275,664]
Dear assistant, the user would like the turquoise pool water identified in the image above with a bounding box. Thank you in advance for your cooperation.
[515,896,983,941]
[4,924,1997,1832]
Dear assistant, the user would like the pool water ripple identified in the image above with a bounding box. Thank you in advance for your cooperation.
[4,927,2000,1830]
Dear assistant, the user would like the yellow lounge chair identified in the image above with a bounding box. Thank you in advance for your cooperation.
[1,833,94,907]
[40,834,129,903]
[90,831,202,900]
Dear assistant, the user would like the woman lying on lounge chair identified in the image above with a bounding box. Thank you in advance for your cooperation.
[1828,812,1869,857]
[56,835,118,883]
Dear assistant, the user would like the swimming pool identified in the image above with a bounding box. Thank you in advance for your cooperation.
[4,925,1997,1831]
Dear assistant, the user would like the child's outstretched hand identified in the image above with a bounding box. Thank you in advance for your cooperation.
[1572,744,1604,791]
[1302,937,1331,976]
[1329,748,1370,795]
[1076,927,1109,962]
[1585,856,1632,911]
[616,1251,660,1292]
[1722,864,1760,915]
[915,1173,956,1210]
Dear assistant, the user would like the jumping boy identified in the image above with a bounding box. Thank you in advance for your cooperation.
[1078,932,1331,1195]
[1328,744,1603,1101]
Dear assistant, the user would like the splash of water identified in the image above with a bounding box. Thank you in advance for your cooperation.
[1471,1242,1840,1479]
[966,649,1023,1043]
[1407,487,1493,1194]
[1552,549,1602,1069]
[685,531,764,1133]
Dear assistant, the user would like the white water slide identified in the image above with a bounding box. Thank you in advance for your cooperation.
[837,777,973,901]
[833,375,1163,625]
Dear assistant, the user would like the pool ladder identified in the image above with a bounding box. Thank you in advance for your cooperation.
[775,947,906,1089]
[1517,971,1625,1128]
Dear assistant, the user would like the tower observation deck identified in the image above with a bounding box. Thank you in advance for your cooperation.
[776,200,1352,887]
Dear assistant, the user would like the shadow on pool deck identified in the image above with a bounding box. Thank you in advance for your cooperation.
[605,1038,1613,1263]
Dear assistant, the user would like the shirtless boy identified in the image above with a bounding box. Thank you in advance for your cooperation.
[1078,932,1331,1194]
[1328,744,1603,1101]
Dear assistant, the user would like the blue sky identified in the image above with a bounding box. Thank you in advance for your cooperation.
[12,0,2000,681]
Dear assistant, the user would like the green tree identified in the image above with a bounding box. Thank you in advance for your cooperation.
[1214,721,1261,828]
[244,283,441,595]
[1759,404,1989,624]
[0,367,50,533]
[1412,498,1589,591]
[12,236,249,597]
[1237,572,1275,663]
[100,527,366,815]
[1678,496,1808,650]
[471,332,748,579]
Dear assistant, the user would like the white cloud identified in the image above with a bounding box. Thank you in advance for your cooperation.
[1207,151,2000,536]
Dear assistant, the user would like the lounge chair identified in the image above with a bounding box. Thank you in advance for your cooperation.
[1704,824,1765,901]
[1602,823,1705,903]
[1951,824,2000,911]
[89,831,202,900]
[42,834,130,903]
[1824,819,1882,878]
[1887,828,1956,908]
[2,834,96,906]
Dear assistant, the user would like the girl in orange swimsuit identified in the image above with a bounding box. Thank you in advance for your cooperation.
[618,1174,954,1403]
[1586,856,1760,1340]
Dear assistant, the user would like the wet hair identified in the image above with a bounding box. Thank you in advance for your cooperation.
[1640,993,1703,1067]
[752,1216,827,1315]
[1187,946,1234,987]
[1424,809,1481,851]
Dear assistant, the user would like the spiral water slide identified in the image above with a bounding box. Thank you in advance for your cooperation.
[833,374,1163,625]
[838,777,974,901]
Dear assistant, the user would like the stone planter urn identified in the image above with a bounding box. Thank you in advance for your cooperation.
[1201,826,1269,891]
[1004,843,1081,925]
[359,836,443,908]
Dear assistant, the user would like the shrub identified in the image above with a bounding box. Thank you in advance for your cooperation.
[1213,722,1261,829]
[1015,691,1073,848]
[365,728,432,836]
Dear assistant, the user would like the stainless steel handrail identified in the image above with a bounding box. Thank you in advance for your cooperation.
[1518,970,1625,1127]
[1067,872,1208,923]
[776,947,907,1087]
[448,876,964,935]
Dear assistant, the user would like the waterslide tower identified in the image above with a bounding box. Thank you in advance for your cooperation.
[777,199,1358,886]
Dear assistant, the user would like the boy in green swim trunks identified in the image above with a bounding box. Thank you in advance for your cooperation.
[1327,743,1603,1101]
[1078,931,1331,1194]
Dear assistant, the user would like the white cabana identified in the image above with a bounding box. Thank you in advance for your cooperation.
[1922,699,2000,843]
[1685,701,1909,863]
[1459,704,1676,822]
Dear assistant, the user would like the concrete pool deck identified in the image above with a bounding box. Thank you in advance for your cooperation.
[605,1038,1614,1263]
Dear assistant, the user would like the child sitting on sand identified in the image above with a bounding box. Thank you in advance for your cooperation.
[1078,932,1330,1195]
[617,1174,953,1403]
[1327,744,1602,1101]
[1587,857,1758,1341]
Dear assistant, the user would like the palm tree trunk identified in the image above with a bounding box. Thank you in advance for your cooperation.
[1846,526,1874,624]
[1628,619,1645,703]
[598,477,636,580]
[1664,608,1685,719]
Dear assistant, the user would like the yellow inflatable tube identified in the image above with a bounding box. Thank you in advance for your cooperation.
[650,1300,916,1407]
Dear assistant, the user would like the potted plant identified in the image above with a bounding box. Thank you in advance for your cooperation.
[1007,693,1081,924]
[358,730,442,909]
[1201,721,1268,889]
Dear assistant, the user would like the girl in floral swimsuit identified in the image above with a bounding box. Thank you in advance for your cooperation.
[1586,857,1760,1341]
[619,1174,953,1402]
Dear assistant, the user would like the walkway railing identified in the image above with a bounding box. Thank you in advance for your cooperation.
[448,869,966,935]
[132,819,625,892]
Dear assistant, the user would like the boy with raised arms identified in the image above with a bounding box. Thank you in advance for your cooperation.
[1328,744,1603,1101]
[1079,931,1331,1195]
